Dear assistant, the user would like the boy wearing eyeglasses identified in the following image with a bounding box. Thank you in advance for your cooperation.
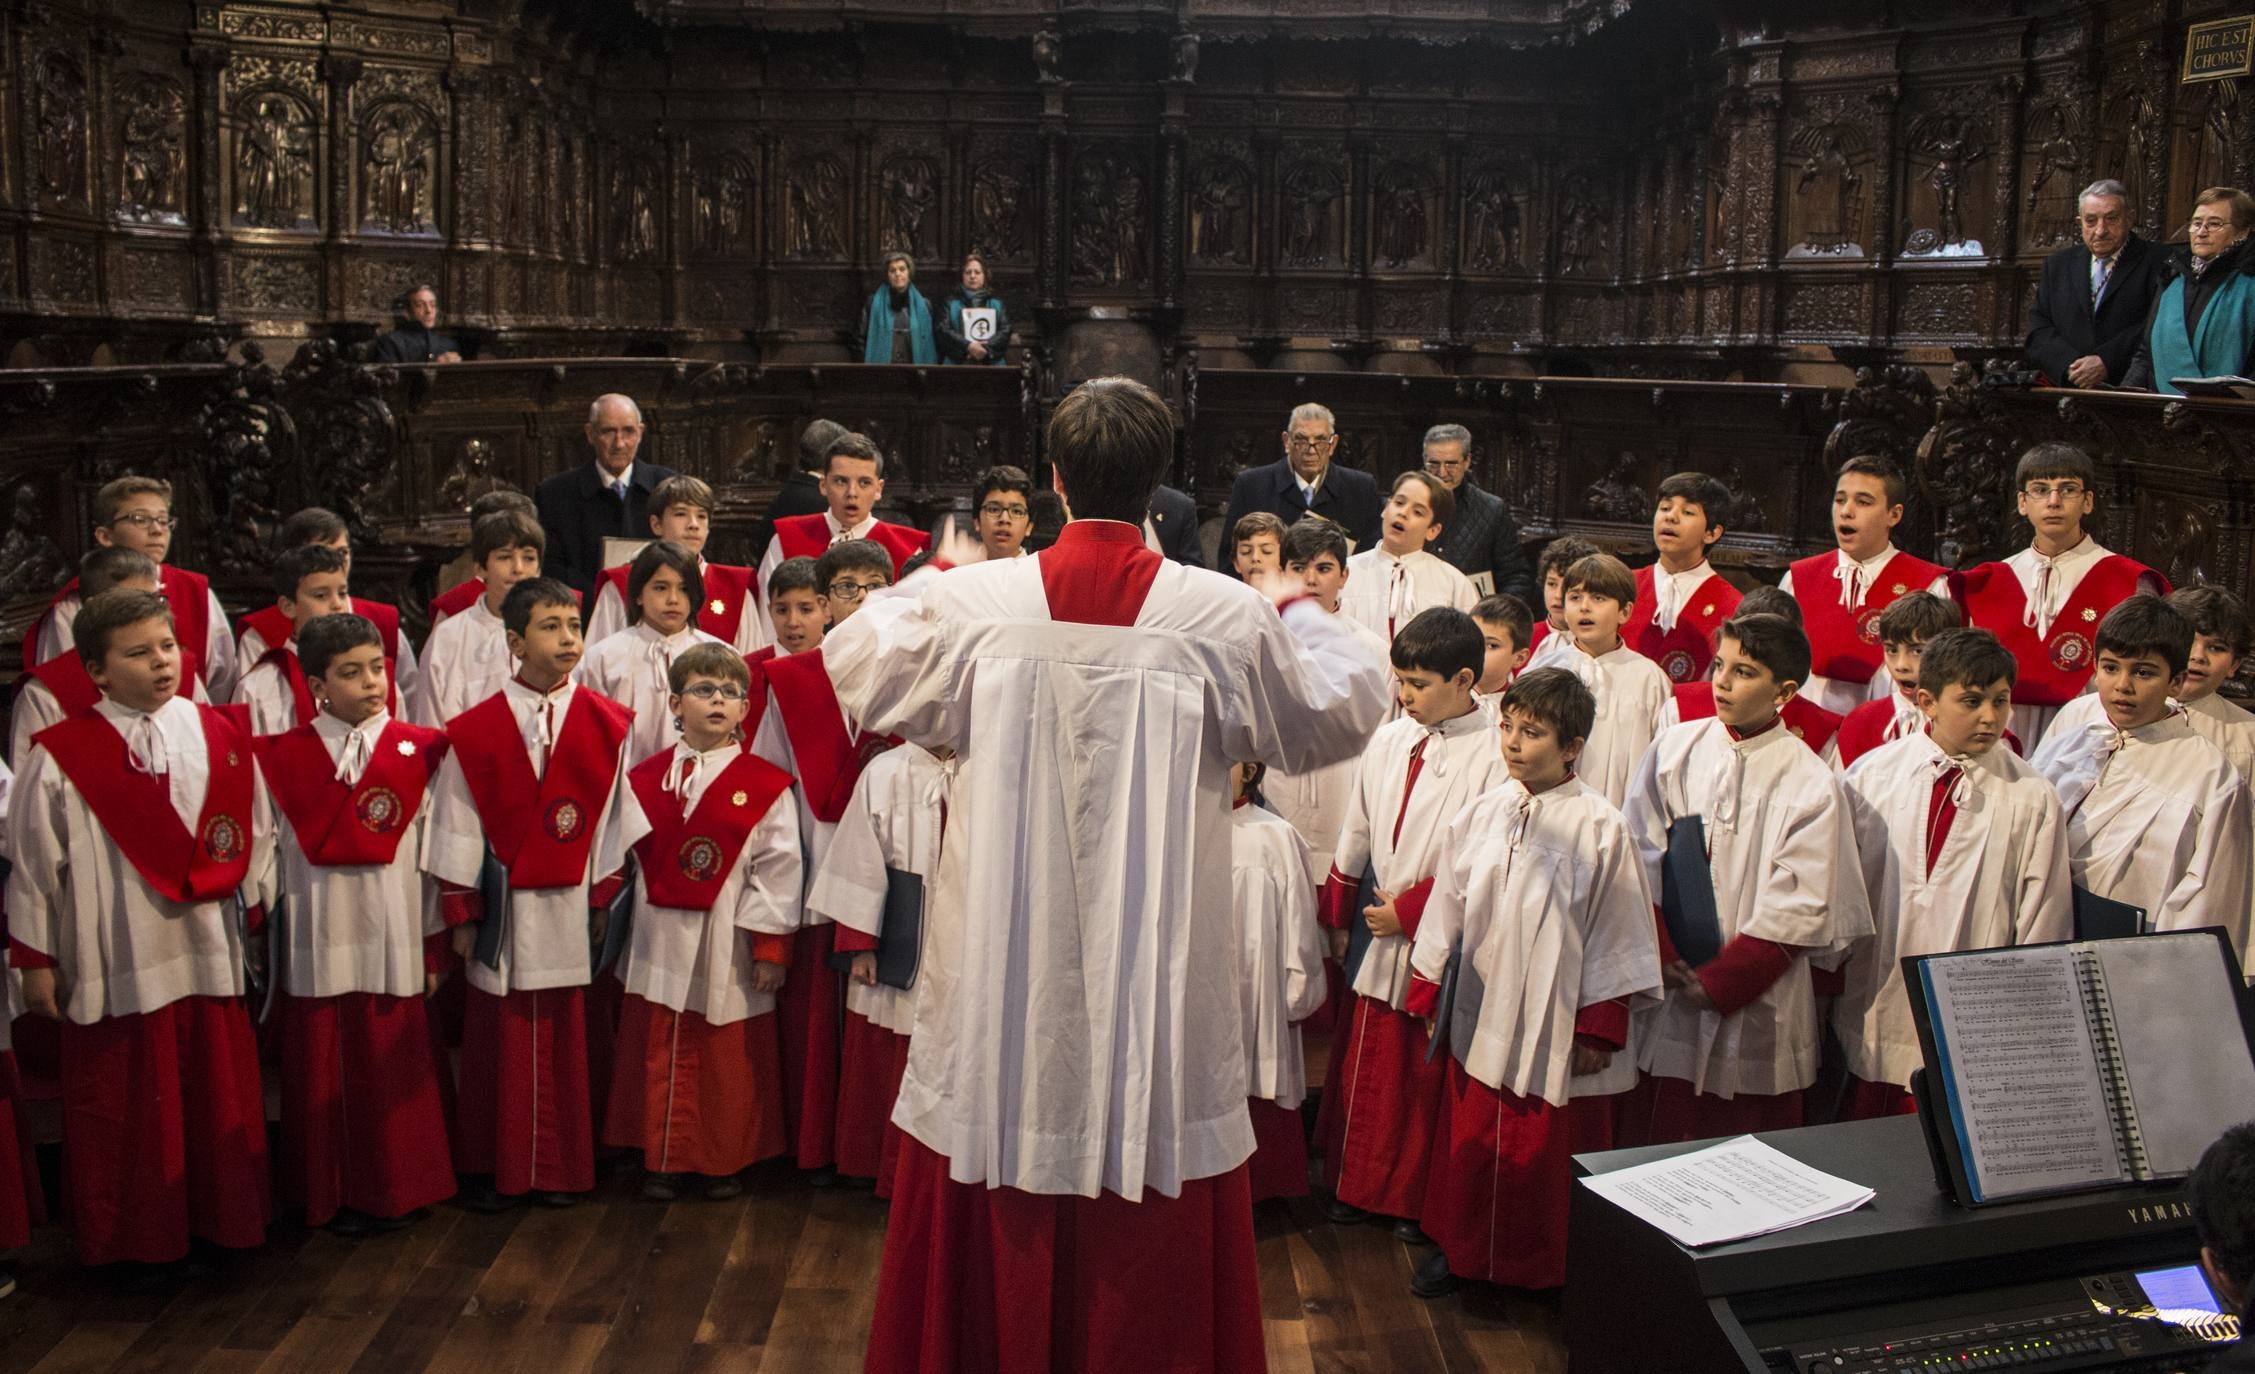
[23,475,238,702]
[970,465,1034,561]
[1960,443,2167,746]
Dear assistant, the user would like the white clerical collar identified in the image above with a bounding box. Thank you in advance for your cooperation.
[826,512,877,540]
[313,707,389,745]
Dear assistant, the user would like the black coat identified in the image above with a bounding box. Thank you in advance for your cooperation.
[2122,237,2255,390]
[372,325,462,364]
[1147,484,1204,568]
[1222,458,1383,573]
[534,460,680,600]
[1428,479,1535,602]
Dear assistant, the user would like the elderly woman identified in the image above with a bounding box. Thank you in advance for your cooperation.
[936,253,1011,365]
[861,252,937,365]
[2124,186,2255,393]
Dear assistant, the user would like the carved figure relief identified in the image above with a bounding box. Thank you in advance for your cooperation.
[1464,167,1527,271]
[1071,148,1145,285]
[614,161,660,261]
[361,103,435,235]
[787,154,847,260]
[696,157,754,255]
[118,78,187,224]
[235,93,316,229]
[1373,164,1430,269]
[2024,101,2082,249]
[1583,451,1646,522]
[1169,32,1199,84]
[1787,125,1864,257]
[1033,27,1063,85]
[1279,162,1342,267]
[1190,159,1252,265]
[2187,80,2242,208]
[881,154,940,259]
[0,483,68,601]
[1904,112,1988,256]
[970,160,1029,260]
[497,117,528,243]
[1555,175,1613,277]
[34,53,88,204]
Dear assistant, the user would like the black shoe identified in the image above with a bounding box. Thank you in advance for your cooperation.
[1392,1219,1435,1247]
[537,1191,580,1209]
[805,1166,838,1189]
[1410,1248,1458,1300]
[702,1175,744,1202]
[1322,1197,1371,1226]
[641,1173,682,1202]
[327,1208,376,1238]
[459,1182,519,1214]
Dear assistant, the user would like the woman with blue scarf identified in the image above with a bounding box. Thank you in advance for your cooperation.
[936,253,1011,365]
[2123,187,2255,394]
[862,252,937,365]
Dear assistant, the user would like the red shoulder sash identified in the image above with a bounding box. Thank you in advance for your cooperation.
[1794,551,1949,684]
[866,522,932,575]
[1625,567,1741,684]
[1671,682,1718,722]
[593,566,630,620]
[428,578,485,624]
[255,719,448,866]
[628,748,795,909]
[34,704,255,902]
[1961,555,2158,706]
[744,645,779,741]
[1835,698,1896,769]
[160,569,212,674]
[1783,695,1844,754]
[21,576,77,667]
[446,689,633,888]
[256,645,317,731]
[698,562,755,640]
[239,604,292,653]
[26,649,101,719]
[763,648,889,823]
[774,514,832,564]
[350,597,403,662]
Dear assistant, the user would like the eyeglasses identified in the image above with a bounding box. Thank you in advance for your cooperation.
[2190,217,2236,232]
[826,581,889,602]
[110,512,179,531]
[1286,435,1338,453]
[2024,481,2086,502]
[980,502,1030,520]
[1422,458,1468,476]
[678,683,748,702]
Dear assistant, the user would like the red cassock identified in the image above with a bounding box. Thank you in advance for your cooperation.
[1623,565,1742,685]
[1789,550,1948,689]
[769,513,930,577]
[832,1002,907,1185]
[1245,1097,1309,1203]
[0,1050,43,1249]
[1317,993,1443,1218]
[1421,1062,1574,1289]
[254,719,456,1225]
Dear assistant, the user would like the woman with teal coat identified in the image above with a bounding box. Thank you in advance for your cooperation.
[861,252,938,365]
[2124,187,2255,394]
[936,254,1011,365]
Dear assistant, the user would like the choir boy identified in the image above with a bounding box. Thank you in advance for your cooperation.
[807,735,955,1192]
[408,509,545,727]
[1623,612,1869,1142]
[2030,595,2253,968]
[1778,456,1951,715]
[1622,472,1743,685]
[24,475,237,702]
[1339,472,1479,644]
[968,465,1034,561]
[235,506,421,704]
[584,476,761,653]
[744,556,825,743]
[423,578,647,1208]
[1404,667,1662,1297]
[607,644,800,1201]
[753,432,928,644]
[573,540,728,765]
[428,490,540,633]
[2172,587,2255,781]
[1232,511,1288,579]
[1525,535,1600,669]
[7,589,272,1265]
[1317,607,1512,1240]
[250,612,457,1233]
[11,548,163,767]
[1224,760,1326,1203]
[1961,443,2167,746]
[1470,592,1535,718]
[1835,628,2072,1119]
[1655,586,1845,762]
[1550,553,1673,807]
[0,933,33,1298]
[238,545,355,736]
[1835,591,1963,769]
[750,538,899,1176]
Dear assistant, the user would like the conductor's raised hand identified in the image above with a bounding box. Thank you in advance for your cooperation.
[932,521,985,569]
[1244,565,1300,608]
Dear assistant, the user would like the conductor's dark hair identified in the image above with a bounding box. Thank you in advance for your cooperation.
[798,418,847,476]
[273,543,348,600]
[1046,377,1175,525]
[899,549,937,579]
[1656,471,1733,530]
[1735,584,1801,627]
[298,613,384,680]
[2095,594,2194,678]
[2190,1120,2255,1318]
[74,588,172,670]
[767,555,822,601]
[1281,515,1350,569]
[1878,590,1962,647]
[1499,666,1598,746]
[1470,593,1535,653]
[1917,627,2018,694]
[501,577,579,638]
[2171,585,2254,659]
[2015,442,2097,489]
[1390,607,1485,683]
[1718,612,1811,688]
[626,539,705,626]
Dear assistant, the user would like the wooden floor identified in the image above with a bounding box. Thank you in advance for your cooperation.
[0,1159,1567,1374]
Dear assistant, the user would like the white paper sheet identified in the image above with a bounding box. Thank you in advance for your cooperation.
[1580,1135,1876,1249]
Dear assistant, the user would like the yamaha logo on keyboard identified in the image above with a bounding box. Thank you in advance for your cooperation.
[2124,1201,2191,1224]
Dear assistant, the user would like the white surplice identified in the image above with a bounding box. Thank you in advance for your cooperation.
[237,651,303,737]
[820,524,1389,1199]
[406,595,515,729]
[1337,546,1477,645]
[572,621,727,766]
[1332,710,1514,1010]
[1264,610,1390,878]
[2031,703,2254,970]
[1623,719,1872,1098]
[805,741,953,1034]
[1835,732,2073,1089]
[623,741,801,1024]
[421,679,650,996]
[1777,549,1952,716]
[5,696,266,1022]
[2185,691,2255,958]
[1546,639,1672,809]
[1408,776,1663,1106]
[35,579,239,704]
[584,562,763,655]
[1231,802,1326,1110]
[752,512,876,647]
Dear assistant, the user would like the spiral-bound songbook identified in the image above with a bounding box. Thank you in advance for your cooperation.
[1906,928,2255,1206]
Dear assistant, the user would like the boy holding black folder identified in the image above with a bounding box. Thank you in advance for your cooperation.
[423,578,648,1210]
[1622,612,1870,1143]
[1834,628,2073,1120]
[1403,667,1662,1298]
[1316,608,1512,1239]
[2029,595,2253,970]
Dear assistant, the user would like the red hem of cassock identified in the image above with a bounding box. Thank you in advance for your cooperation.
[1839,1075,1916,1122]
[1246,1097,1310,1202]
[1421,1061,1571,1289]
[836,1009,907,1182]
[603,995,786,1177]
[584,969,625,1137]
[1321,995,1443,1219]
[0,1051,42,1247]
[58,997,271,1266]
[10,1012,60,1100]
[1630,1075,1805,1146]
[278,992,456,1225]
[874,1031,912,1201]
[864,1135,1267,1374]
[1567,1088,1634,1157]
[455,986,596,1195]
[778,924,841,1168]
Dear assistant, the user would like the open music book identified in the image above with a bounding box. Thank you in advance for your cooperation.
[1907,930,2255,1205]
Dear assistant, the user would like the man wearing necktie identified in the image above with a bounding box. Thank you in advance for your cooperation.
[2024,178,2165,389]
[533,393,679,603]
[1220,402,1383,575]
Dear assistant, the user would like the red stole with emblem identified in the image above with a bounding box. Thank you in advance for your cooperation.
[239,599,401,664]
[1624,566,1742,685]
[772,514,931,576]
[744,645,779,741]
[257,645,318,729]
[255,719,447,867]
[1793,551,1948,685]
[627,749,794,909]
[763,648,891,824]
[26,649,102,719]
[596,561,756,642]
[1835,697,1902,769]
[1960,555,2161,706]
[22,571,212,689]
[1669,682,1842,755]
[34,704,255,902]
[446,689,633,889]
[428,578,485,624]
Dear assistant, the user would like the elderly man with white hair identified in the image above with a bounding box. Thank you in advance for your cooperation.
[2024,177,2167,389]
[1221,401,1383,572]
[534,392,680,600]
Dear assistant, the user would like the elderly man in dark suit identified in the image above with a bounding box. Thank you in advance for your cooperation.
[1418,423,1535,601]
[2025,178,2167,389]
[1221,403,1382,574]
[534,392,679,600]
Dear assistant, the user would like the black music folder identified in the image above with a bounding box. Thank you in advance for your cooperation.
[1343,864,1380,985]
[593,858,635,976]
[473,848,511,971]
[1659,816,1724,967]
[826,866,927,990]
[2070,884,2145,942]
